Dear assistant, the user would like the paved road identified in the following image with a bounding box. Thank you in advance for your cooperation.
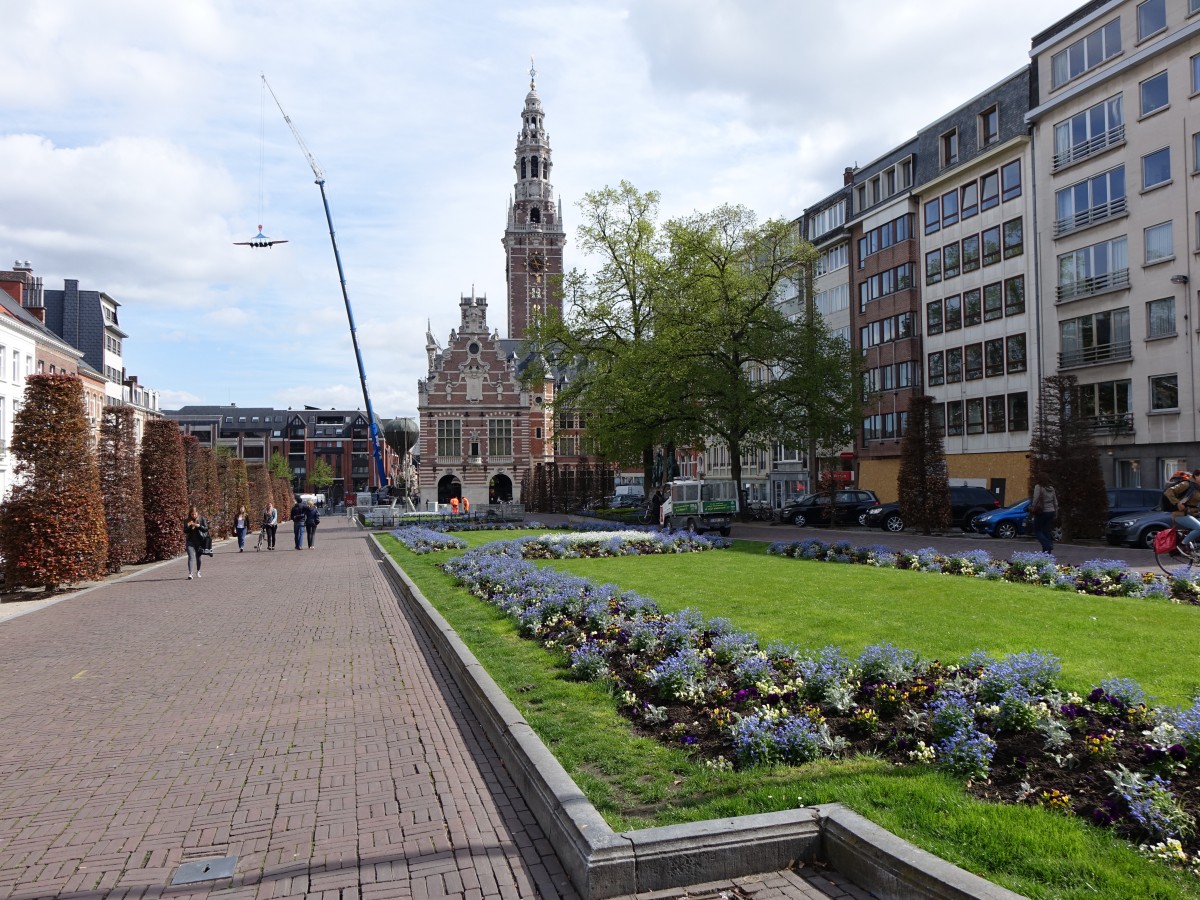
[0,518,867,900]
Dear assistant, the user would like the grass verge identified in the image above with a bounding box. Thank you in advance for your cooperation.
[380,531,1199,900]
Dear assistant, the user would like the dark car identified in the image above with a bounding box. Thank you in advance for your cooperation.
[1105,488,1164,520]
[781,489,879,527]
[863,485,1001,533]
[1105,509,1173,549]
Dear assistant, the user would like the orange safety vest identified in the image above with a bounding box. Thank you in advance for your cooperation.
[450,497,459,513]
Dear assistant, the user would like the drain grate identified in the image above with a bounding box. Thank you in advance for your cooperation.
[171,855,237,885]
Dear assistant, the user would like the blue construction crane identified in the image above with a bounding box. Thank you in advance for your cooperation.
[262,74,388,491]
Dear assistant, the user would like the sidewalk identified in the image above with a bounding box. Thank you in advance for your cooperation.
[0,519,864,900]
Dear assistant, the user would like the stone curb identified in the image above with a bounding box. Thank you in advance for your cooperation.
[368,534,1027,900]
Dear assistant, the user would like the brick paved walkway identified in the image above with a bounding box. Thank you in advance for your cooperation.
[0,519,863,900]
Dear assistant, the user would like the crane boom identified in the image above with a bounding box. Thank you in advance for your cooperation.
[261,74,389,492]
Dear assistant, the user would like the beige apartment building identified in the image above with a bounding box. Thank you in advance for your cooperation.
[1027,0,1200,488]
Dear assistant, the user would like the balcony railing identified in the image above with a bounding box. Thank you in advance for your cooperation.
[1053,196,1127,237]
[1081,412,1135,435]
[1056,268,1130,302]
[1058,340,1132,370]
[1052,125,1125,171]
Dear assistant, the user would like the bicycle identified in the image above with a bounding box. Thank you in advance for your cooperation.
[254,525,268,551]
[1153,523,1200,577]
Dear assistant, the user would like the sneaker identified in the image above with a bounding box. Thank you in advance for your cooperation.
[188,575,192,580]
[196,571,201,578]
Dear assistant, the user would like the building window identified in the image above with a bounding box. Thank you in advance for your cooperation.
[1008,392,1029,431]
[1144,221,1174,264]
[1147,297,1176,338]
[961,234,980,272]
[926,300,944,335]
[1194,132,1200,173]
[984,283,1003,321]
[436,419,462,458]
[488,418,513,457]
[982,226,1001,266]
[925,249,942,285]
[1053,95,1124,170]
[1138,0,1166,40]
[964,288,982,327]
[1079,379,1132,425]
[1142,147,1171,189]
[1056,236,1129,301]
[965,343,984,381]
[985,339,1005,376]
[946,400,964,436]
[1054,166,1126,235]
[961,181,978,219]
[1150,374,1179,411]
[941,129,959,167]
[1059,308,1131,368]
[986,396,1006,433]
[980,170,1000,210]
[980,106,999,146]
[1193,52,1200,94]
[1007,334,1028,373]
[943,242,960,279]
[941,189,958,227]
[1140,70,1169,116]
[1001,160,1022,201]
[946,347,963,384]
[1051,18,1121,89]
[1003,218,1023,258]
[924,198,940,235]
[945,294,962,331]
[966,399,984,434]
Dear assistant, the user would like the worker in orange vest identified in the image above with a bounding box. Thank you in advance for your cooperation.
[463,496,470,515]
[450,496,459,515]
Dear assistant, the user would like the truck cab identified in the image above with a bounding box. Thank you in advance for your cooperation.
[661,479,735,536]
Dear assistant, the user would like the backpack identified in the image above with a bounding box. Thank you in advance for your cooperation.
[1161,476,1194,512]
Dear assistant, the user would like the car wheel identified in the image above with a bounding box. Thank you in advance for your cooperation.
[883,513,905,533]
[1052,525,1064,542]
[791,512,807,527]
[719,527,731,537]
[1140,527,1166,550]
[687,518,698,534]
[960,508,986,532]
[996,522,1018,540]
[857,511,869,527]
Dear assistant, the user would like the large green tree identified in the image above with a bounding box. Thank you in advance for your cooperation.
[308,457,334,494]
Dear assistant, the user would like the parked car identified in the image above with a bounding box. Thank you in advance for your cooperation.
[780,489,880,527]
[863,485,1001,533]
[970,498,1059,541]
[1105,509,1173,549]
[1105,488,1163,520]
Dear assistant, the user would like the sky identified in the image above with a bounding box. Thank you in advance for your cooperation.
[0,0,1086,420]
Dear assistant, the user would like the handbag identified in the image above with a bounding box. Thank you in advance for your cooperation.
[1154,527,1178,554]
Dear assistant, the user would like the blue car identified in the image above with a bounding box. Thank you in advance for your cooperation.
[971,499,1063,541]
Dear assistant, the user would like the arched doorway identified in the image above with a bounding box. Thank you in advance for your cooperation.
[437,473,462,504]
[488,473,513,503]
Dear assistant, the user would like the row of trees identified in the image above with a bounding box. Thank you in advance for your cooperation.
[527,182,861,502]
[0,375,295,592]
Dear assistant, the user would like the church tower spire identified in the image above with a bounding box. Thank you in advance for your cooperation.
[502,60,566,341]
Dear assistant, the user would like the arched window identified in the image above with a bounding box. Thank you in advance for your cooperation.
[531,156,539,178]
[530,208,540,223]
[520,158,527,179]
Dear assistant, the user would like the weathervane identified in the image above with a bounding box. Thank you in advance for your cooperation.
[530,56,536,89]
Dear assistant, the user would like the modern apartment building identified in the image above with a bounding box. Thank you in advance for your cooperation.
[1027,0,1200,489]
[915,68,1038,504]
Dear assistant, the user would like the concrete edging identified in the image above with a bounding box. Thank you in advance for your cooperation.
[368,534,1026,900]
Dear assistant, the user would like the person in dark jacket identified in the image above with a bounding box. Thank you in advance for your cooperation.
[290,499,307,550]
[233,504,250,552]
[304,499,321,548]
[183,505,208,579]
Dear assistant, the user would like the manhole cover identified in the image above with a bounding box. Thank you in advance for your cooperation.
[171,856,237,885]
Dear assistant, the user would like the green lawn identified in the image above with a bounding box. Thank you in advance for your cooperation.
[381,531,1200,899]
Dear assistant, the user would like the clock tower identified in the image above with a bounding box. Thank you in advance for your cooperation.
[503,63,566,341]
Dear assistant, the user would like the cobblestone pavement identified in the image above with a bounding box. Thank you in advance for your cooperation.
[0,519,863,900]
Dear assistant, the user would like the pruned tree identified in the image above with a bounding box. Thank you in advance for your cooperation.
[218,450,251,534]
[1030,374,1108,540]
[98,405,146,572]
[141,419,188,561]
[0,375,108,590]
[897,395,952,535]
[183,437,222,535]
[249,466,273,523]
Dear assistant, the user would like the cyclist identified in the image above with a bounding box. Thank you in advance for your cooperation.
[1164,470,1200,552]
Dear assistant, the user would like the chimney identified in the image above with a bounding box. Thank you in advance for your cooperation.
[843,166,857,186]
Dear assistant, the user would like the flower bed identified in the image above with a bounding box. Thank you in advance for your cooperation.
[769,538,1200,604]
[388,526,468,554]
[436,534,1200,873]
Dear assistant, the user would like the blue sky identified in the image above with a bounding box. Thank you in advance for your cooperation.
[0,0,1082,418]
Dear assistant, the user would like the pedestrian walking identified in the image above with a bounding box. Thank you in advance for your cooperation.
[183,505,209,579]
[304,499,321,548]
[290,497,307,550]
[1030,475,1059,553]
[265,502,278,550]
[233,505,250,552]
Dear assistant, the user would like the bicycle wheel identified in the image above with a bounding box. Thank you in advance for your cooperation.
[1155,533,1197,577]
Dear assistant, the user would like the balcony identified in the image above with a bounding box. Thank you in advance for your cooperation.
[1053,196,1127,237]
[1081,412,1134,435]
[1056,268,1130,303]
[1052,125,1125,172]
[1058,340,1132,370]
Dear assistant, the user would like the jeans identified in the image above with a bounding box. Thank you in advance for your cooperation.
[1034,510,1057,552]
[186,544,203,574]
[266,524,277,549]
[294,521,304,549]
[306,524,317,547]
[1175,514,1200,546]
[235,526,246,550]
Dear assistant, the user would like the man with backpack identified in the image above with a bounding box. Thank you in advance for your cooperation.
[290,497,308,550]
[1163,470,1200,551]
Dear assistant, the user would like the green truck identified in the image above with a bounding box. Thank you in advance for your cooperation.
[660,478,736,536]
